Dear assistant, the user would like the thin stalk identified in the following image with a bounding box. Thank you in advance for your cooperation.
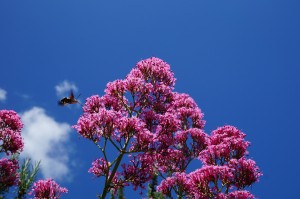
[100,138,130,199]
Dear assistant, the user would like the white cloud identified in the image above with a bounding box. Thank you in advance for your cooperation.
[0,88,7,102]
[55,80,78,97]
[20,107,72,181]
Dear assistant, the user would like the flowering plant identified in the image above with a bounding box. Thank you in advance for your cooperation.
[29,179,68,199]
[0,110,67,199]
[74,57,262,198]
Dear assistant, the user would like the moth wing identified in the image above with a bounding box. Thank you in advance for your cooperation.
[69,90,75,100]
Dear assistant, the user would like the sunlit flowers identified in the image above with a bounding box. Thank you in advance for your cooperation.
[0,158,19,190]
[30,179,68,199]
[73,57,262,198]
[0,110,24,154]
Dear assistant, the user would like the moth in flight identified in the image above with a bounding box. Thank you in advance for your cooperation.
[58,90,80,106]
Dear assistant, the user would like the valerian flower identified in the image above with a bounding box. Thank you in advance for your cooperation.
[157,172,190,197]
[217,190,255,199]
[29,178,68,199]
[73,57,261,198]
[0,158,19,190]
[89,158,111,177]
[199,125,250,165]
[228,158,262,189]
[187,166,234,198]
[0,110,24,154]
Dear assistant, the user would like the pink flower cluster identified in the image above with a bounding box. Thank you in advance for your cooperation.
[74,57,262,198]
[157,162,260,198]
[0,158,19,189]
[30,178,68,199]
[157,166,234,198]
[156,172,190,197]
[0,110,24,154]
[158,125,261,198]
[217,191,255,199]
[0,110,24,194]
[89,158,110,177]
[199,125,250,165]
[229,158,262,189]
[188,166,233,198]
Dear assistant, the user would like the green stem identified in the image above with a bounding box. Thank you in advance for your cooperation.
[100,139,130,199]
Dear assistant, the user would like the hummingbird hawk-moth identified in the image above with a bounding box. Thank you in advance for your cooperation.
[58,90,80,106]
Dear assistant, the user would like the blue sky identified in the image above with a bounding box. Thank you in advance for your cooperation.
[0,0,299,198]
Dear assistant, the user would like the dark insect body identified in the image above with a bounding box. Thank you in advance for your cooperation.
[58,90,80,106]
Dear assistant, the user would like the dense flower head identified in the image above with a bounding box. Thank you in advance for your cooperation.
[174,128,209,160]
[227,190,255,199]
[105,79,126,98]
[217,191,255,199]
[124,76,153,96]
[0,110,24,154]
[89,158,110,177]
[171,93,205,129]
[154,148,186,172]
[73,109,122,141]
[153,113,180,149]
[188,166,234,198]
[116,117,146,142]
[132,57,176,87]
[157,172,190,196]
[82,95,104,114]
[229,158,262,189]
[129,127,154,152]
[0,110,23,131]
[121,158,153,190]
[30,178,68,199]
[0,158,19,190]
[199,125,250,165]
[210,126,248,146]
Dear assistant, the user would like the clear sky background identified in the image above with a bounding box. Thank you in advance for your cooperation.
[0,1,299,198]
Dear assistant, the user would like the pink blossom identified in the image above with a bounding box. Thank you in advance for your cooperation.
[102,94,126,112]
[157,172,190,197]
[171,93,205,129]
[0,110,23,131]
[83,94,125,114]
[121,155,154,190]
[229,158,262,189]
[89,158,110,177]
[199,125,250,165]
[82,95,104,114]
[105,79,126,97]
[73,57,262,197]
[153,113,180,148]
[123,77,154,111]
[217,191,255,199]
[138,110,157,132]
[121,117,154,152]
[188,166,234,198]
[0,158,19,189]
[116,117,146,142]
[154,148,186,172]
[228,190,255,199]
[124,77,150,95]
[175,128,208,158]
[135,57,176,87]
[73,109,122,141]
[0,110,24,154]
[129,128,154,152]
[30,178,68,199]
